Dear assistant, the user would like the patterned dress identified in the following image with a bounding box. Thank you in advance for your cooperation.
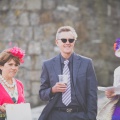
[112,66,120,120]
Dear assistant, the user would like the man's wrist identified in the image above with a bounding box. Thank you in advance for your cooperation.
[49,88,55,98]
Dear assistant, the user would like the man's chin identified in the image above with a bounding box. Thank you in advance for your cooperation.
[64,51,72,55]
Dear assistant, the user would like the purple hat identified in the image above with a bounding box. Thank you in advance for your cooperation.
[114,38,120,57]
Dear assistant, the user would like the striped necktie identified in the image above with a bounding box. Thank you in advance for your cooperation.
[62,60,71,106]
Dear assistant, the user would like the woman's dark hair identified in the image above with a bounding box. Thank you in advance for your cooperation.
[0,50,20,74]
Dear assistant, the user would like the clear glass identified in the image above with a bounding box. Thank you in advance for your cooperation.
[58,75,68,84]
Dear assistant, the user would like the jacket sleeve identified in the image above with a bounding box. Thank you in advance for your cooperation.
[86,60,98,120]
[39,62,52,101]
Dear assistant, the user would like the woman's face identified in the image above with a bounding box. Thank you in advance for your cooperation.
[0,59,19,80]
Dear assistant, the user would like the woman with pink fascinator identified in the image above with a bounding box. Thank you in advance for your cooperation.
[0,47,25,120]
[97,38,120,120]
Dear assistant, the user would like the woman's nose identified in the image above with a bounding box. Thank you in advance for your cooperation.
[12,65,17,69]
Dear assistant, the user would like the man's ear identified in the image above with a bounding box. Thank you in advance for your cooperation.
[56,40,59,46]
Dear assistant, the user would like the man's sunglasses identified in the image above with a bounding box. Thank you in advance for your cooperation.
[59,38,75,43]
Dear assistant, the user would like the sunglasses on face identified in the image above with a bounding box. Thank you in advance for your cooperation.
[59,38,75,43]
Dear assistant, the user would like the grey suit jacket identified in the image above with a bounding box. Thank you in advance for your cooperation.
[38,53,97,120]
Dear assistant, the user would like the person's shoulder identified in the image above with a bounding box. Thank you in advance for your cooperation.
[75,53,92,61]
[16,79,23,86]
[43,55,59,64]
[114,66,120,72]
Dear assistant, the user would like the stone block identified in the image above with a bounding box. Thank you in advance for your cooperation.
[30,12,40,26]
[12,27,23,40]
[34,24,56,42]
[40,39,55,53]
[24,90,30,97]
[31,82,40,95]
[34,26,44,41]
[40,11,53,24]
[6,11,18,25]
[0,0,9,11]
[18,12,29,26]
[34,56,43,70]
[21,27,33,41]
[0,42,8,53]
[25,71,40,81]
[24,81,31,91]
[13,27,33,41]
[0,28,5,41]
[26,0,41,10]
[28,41,41,55]
[16,67,27,78]
[3,27,14,41]
[43,0,56,10]
[22,55,33,70]
[10,0,25,9]
[29,95,41,107]
[42,23,56,39]
[94,60,110,86]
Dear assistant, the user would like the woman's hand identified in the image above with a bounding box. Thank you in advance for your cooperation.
[0,103,7,113]
[52,82,67,93]
[105,90,116,98]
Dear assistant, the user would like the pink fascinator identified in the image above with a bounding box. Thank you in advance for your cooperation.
[8,47,25,63]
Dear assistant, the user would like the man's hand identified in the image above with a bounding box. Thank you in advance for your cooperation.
[51,82,67,93]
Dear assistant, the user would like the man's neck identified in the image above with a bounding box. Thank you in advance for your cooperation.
[61,53,73,59]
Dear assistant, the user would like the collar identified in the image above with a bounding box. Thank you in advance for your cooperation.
[60,53,73,64]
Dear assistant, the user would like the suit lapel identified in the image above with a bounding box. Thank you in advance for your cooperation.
[52,54,61,82]
[73,54,87,111]
[73,53,82,86]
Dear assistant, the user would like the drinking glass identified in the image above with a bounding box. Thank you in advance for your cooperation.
[58,75,68,84]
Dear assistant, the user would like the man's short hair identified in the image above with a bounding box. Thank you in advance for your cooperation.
[56,26,78,40]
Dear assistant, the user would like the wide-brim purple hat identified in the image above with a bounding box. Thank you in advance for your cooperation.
[114,38,120,57]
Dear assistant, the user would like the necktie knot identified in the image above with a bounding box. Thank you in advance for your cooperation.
[64,60,69,65]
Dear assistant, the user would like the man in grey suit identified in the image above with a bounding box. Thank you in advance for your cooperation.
[38,26,97,120]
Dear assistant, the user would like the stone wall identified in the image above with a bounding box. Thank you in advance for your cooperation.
[0,0,120,107]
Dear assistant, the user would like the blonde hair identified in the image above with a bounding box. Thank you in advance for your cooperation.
[56,26,78,40]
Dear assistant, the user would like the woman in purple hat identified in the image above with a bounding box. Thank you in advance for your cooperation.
[97,38,120,120]
[105,38,120,120]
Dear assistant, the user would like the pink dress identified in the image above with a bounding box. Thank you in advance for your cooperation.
[0,79,25,105]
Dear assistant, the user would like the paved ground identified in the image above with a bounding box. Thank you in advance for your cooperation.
[31,91,108,120]
[32,105,45,120]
